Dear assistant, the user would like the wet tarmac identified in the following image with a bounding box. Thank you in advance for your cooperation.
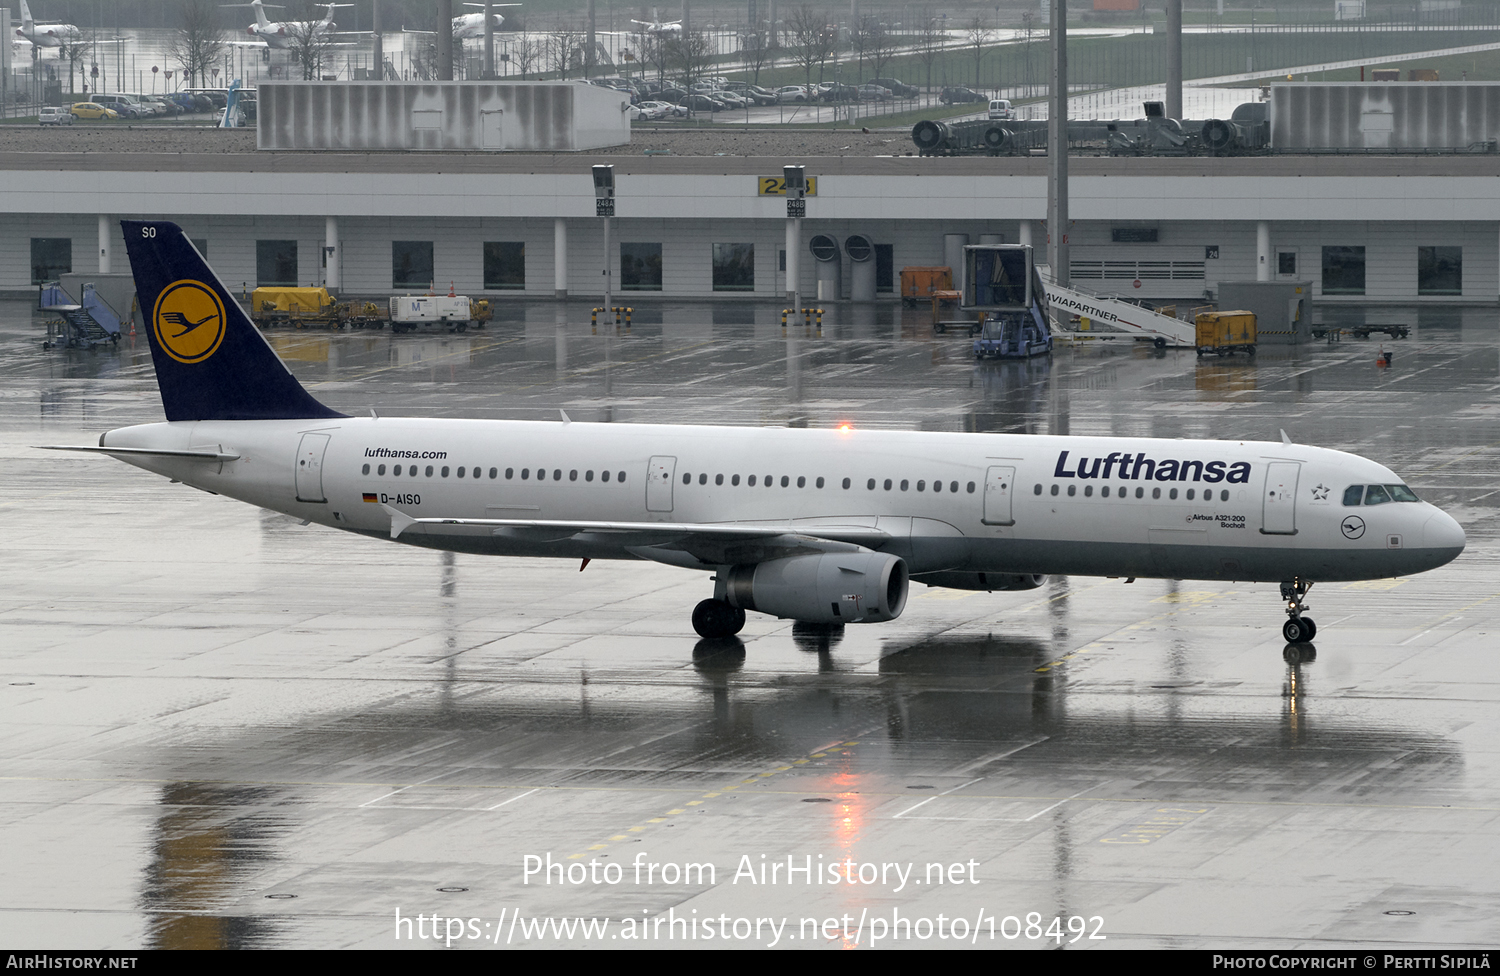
[5,300,1500,949]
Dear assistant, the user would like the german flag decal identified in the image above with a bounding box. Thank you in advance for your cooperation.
[363,492,378,503]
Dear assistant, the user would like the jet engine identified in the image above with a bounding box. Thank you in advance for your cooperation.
[725,552,908,624]
[911,571,1046,591]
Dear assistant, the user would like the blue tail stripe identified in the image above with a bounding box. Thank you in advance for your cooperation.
[121,219,344,422]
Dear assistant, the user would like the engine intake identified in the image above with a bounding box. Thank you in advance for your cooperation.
[726,552,908,624]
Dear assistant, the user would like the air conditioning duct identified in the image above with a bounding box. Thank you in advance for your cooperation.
[809,234,842,302]
[846,234,876,301]
[725,551,908,623]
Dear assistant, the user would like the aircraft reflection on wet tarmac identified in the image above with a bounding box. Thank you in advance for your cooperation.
[7,298,1500,948]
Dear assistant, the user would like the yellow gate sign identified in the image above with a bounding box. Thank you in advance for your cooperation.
[758,176,818,196]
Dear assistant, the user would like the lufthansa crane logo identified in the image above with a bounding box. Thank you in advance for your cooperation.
[152,279,226,364]
[1341,515,1366,540]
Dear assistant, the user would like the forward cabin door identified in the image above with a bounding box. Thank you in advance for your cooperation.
[294,432,331,503]
[1262,461,1300,535]
[982,465,1016,526]
[647,455,677,513]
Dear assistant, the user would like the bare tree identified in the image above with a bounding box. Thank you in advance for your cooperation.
[632,29,667,85]
[167,0,226,89]
[511,36,544,80]
[787,6,835,94]
[912,10,943,94]
[964,14,993,90]
[862,16,895,83]
[60,32,89,95]
[283,3,337,81]
[547,25,582,78]
[741,25,775,86]
[669,31,715,90]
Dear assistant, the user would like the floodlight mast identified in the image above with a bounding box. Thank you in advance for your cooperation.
[784,164,805,314]
[594,165,616,314]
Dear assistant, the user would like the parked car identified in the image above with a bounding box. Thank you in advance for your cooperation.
[89,94,145,118]
[69,102,119,120]
[988,98,1015,120]
[872,77,919,98]
[818,83,860,102]
[680,93,724,112]
[38,106,73,125]
[775,86,809,104]
[940,86,986,104]
[857,84,893,101]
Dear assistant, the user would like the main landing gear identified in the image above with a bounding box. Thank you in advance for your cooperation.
[693,599,746,639]
[1280,579,1316,643]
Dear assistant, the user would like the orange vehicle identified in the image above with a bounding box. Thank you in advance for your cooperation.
[901,266,953,306]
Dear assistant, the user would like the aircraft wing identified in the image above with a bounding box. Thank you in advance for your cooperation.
[383,506,889,563]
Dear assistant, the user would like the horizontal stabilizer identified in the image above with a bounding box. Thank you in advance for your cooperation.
[38,445,241,461]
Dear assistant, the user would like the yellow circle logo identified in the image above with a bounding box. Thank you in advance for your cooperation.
[153,279,226,364]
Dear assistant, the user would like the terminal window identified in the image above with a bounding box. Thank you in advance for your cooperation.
[256,240,298,287]
[483,242,525,289]
[1321,246,1365,295]
[393,241,435,289]
[1417,246,1461,295]
[713,243,754,291]
[30,238,70,284]
[621,243,662,291]
[1278,252,1296,275]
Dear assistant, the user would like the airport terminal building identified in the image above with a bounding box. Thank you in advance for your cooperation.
[2,149,1496,306]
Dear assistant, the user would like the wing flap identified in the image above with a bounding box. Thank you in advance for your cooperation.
[381,508,890,556]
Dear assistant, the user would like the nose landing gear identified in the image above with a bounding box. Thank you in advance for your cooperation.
[1280,579,1316,643]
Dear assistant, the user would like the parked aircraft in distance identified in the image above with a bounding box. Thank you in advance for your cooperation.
[632,9,683,33]
[226,0,351,50]
[453,2,522,38]
[15,0,80,48]
[44,221,1466,650]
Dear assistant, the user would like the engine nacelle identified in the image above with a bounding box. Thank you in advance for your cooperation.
[912,571,1047,592]
[726,552,908,624]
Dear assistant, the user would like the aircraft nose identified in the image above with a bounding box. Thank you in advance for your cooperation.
[1422,509,1466,560]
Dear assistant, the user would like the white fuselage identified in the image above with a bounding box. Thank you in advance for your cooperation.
[97,417,1465,585]
[17,21,78,48]
[454,13,503,38]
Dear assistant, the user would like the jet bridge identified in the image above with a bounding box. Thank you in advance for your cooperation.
[1036,273,1196,349]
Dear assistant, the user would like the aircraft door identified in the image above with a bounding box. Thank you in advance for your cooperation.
[1262,461,1300,535]
[982,465,1016,525]
[647,455,676,513]
[295,432,331,503]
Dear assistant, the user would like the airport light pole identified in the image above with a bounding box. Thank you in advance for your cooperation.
[784,164,805,314]
[594,165,615,315]
[1046,0,1068,288]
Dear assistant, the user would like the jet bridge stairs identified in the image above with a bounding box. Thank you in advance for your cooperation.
[1036,271,1197,349]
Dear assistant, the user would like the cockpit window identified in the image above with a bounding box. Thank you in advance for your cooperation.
[1346,483,1421,506]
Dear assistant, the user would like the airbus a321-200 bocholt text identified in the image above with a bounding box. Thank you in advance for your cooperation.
[44,221,1465,648]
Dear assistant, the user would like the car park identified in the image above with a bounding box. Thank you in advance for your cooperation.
[38,106,73,125]
[69,102,119,120]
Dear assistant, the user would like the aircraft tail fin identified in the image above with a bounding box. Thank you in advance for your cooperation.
[18,0,31,30]
[121,220,344,422]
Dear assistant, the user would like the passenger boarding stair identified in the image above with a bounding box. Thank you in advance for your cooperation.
[39,282,123,350]
[1037,271,1196,349]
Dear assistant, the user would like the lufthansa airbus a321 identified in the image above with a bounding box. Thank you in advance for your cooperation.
[45,221,1466,648]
